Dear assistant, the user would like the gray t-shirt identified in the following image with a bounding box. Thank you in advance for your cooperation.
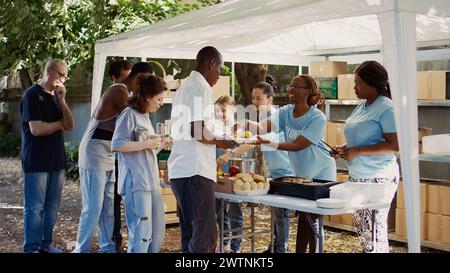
[112,107,160,194]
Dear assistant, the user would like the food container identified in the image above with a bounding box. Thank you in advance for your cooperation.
[330,182,393,206]
[134,128,149,142]
[269,176,341,200]
[229,158,256,174]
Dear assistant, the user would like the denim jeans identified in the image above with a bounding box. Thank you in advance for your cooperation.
[215,199,243,251]
[74,168,116,253]
[274,208,290,253]
[123,171,165,253]
[23,170,65,253]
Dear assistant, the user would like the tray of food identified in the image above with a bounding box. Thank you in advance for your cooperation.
[234,129,258,144]
[268,176,342,200]
[232,173,270,196]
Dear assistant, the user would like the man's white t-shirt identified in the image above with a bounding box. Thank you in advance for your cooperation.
[168,71,217,182]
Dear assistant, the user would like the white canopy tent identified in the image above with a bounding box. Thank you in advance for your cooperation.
[92,0,450,253]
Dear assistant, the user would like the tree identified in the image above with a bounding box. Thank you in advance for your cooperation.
[235,63,268,106]
[0,0,218,89]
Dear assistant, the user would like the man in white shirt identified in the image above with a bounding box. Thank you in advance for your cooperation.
[168,46,236,253]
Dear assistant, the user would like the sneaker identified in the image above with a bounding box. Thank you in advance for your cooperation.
[215,244,231,253]
[40,245,64,253]
[230,249,240,253]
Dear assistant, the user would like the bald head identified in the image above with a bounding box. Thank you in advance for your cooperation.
[45,59,66,72]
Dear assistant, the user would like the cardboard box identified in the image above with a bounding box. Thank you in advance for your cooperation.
[441,215,450,245]
[163,194,177,213]
[326,120,346,148]
[439,184,450,216]
[417,71,450,100]
[158,160,168,170]
[165,212,178,221]
[161,186,173,195]
[426,213,441,242]
[396,181,427,212]
[329,215,342,224]
[395,208,427,240]
[338,74,359,100]
[310,61,347,78]
[215,176,237,194]
[427,183,440,214]
[418,127,432,154]
[212,76,230,101]
[340,214,353,226]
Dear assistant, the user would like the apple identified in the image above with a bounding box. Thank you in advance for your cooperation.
[229,165,241,177]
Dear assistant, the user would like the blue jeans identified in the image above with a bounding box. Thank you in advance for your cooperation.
[215,199,243,251]
[23,170,65,253]
[123,171,165,253]
[274,208,290,253]
[74,168,116,253]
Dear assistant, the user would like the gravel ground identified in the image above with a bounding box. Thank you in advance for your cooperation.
[0,157,443,253]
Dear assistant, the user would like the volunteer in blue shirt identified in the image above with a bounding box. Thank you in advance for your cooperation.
[335,61,399,253]
[251,77,294,253]
[241,75,336,253]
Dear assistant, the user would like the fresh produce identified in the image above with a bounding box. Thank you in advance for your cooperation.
[229,165,240,176]
[217,168,224,177]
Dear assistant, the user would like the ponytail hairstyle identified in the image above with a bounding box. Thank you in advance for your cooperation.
[128,73,167,113]
[354,60,391,99]
[253,75,277,98]
[293,75,323,106]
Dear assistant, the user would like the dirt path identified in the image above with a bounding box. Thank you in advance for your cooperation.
[0,157,441,253]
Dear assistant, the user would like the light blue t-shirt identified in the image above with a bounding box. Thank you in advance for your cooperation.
[260,110,294,178]
[271,105,336,181]
[344,95,399,179]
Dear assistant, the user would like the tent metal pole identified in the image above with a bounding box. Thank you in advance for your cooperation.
[231,62,236,100]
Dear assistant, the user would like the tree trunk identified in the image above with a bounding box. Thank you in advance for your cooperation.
[235,63,268,106]
[19,69,33,90]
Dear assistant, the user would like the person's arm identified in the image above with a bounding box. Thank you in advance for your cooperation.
[22,90,64,136]
[217,144,255,168]
[190,121,236,149]
[257,135,312,152]
[234,119,276,136]
[112,108,161,153]
[29,120,64,136]
[55,85,75,130]
[339,133,398,160]
[113,137,161,153]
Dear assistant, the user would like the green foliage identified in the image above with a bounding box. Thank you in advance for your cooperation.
[0,0,218,78]
[0,128,21,157]
[64,141,79,181]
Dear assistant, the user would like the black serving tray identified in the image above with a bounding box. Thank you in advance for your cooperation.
[268,176,342,201]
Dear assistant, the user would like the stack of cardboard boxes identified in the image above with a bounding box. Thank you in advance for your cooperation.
[395,181,450,245]
[416,71,450,100]
[310,61,348,99]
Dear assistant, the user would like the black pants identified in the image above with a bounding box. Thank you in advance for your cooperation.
[112,160,122,243]
[296,212,319,253]
[171,175,217,253]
